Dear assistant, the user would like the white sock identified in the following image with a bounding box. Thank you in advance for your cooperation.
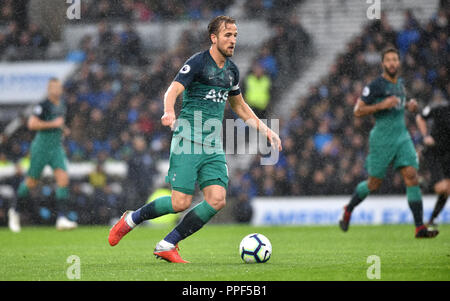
[125,212,136,228]
[158,239,175,249]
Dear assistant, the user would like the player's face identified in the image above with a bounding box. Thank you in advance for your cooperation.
[48,80,63,98]
[382,52,400,78]
[214,22,237,58]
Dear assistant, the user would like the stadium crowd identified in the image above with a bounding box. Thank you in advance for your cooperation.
[230,7,450,203]
[0,21,49,61]
[77,0,233,22]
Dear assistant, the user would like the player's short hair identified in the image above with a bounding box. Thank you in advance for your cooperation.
[48,77,60,83]
[381,46,400,61]
[208,16,236,42]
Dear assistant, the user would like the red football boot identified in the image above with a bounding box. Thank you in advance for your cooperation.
[339,205,352,232]
[153,243,189,263]
[415,225,439,238]
[108,211,133,246]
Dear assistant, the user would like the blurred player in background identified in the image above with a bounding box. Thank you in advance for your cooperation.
[416,99,450,227]
[108,16,282,262]
[338,47,438,238]
[8,78,77,232]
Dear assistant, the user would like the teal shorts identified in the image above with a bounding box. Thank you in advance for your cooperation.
[165,136,229,195]
[28,141,68,179]
[366,138,419,179]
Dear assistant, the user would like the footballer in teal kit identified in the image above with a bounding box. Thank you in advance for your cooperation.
[109,16,282,262]
[339,47,438,238]
[8,78,77,232]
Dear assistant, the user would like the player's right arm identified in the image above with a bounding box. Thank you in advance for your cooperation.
[354,81,399,117]
[353,96,399,117]
[27,103,64,131]
[161,53,200,129]
[161,81,185,129]
[27,115,64,131]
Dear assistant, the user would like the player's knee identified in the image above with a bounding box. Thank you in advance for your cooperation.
[434,180,449,195]
[403,168,418,186]
[171,194,192,212]
[368,178,382,191]
[446,180,450,195]
[56,177,69,187]
[206,195,226,211]
[54,170,69,187]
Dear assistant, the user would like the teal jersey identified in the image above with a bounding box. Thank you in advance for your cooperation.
[361,76,410,146]
[31,99,66,147]
[173,50,241,147]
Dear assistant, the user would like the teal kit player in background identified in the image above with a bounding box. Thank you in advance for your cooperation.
[109,16,282,262]
[339,47,438,238]
[8,78,77,232]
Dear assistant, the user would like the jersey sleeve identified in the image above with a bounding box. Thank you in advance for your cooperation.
[421,104,446,120]
[361,80,382,105]
[229,64,241,96]
[173,53,202,88]
[31,102,47,120]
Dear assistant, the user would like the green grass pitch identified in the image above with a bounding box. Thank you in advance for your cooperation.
[0,224,449,281]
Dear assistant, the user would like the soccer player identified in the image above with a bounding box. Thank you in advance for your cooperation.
[415,98,450,227]
[108,16,282,262]
[8,78,77,232]
[338,47,438,238]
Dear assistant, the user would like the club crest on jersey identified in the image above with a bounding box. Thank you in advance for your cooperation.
[180,65,191,74]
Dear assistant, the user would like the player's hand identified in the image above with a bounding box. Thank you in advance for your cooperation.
[266,129,282,152]
[423,135,435,146]
[161,111,176,130]
[53,117,65,128]
[406,98,418,113]
[380,96,400,110]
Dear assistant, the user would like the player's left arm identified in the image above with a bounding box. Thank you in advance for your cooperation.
[228,93,282,151]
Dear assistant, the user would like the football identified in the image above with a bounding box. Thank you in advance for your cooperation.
[239,233,272,263]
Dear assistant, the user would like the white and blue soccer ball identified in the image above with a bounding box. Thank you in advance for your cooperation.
[239,233,272,263]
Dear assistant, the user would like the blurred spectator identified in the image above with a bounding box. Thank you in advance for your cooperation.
[256,45,278,78]
[313,122,333,153]
[126,136,155,204]
[119,23,145,65]
[232,193,253,223]
[0,0,14,25]
[89,162,108,189]
[244,63,272,119]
